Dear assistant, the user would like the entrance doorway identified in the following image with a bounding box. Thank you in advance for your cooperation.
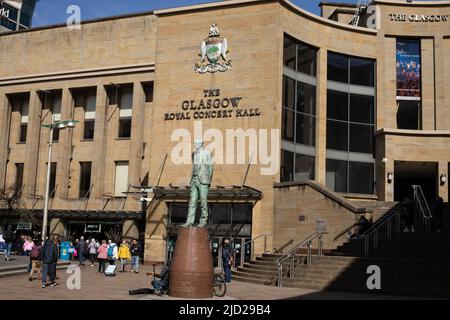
[394,161,438,202]
[66,222,123,242]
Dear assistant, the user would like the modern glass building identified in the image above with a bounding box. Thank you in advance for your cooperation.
[0,0,38,32]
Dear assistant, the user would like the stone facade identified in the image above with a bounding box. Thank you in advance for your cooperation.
[0,0,449,262]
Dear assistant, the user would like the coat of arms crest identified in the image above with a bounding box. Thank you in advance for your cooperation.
[194,23,232,74]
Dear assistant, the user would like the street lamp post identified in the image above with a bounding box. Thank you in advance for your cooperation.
[41,118,78,241]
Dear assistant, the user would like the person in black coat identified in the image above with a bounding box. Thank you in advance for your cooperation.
[40,239,59,288]
[77,236,87,266]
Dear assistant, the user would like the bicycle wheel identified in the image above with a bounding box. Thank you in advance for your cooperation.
[213,274,227,297]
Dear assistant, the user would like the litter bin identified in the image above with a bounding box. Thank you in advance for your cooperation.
[60,241,70,260]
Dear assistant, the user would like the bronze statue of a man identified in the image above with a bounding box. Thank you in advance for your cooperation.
[182,139,214,228]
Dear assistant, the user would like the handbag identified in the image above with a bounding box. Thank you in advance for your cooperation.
[73,248,78,257]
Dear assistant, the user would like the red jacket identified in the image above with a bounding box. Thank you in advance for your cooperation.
[97,244,108,259]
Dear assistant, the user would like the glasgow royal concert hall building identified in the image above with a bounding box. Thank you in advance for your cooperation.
[0,0,450,264]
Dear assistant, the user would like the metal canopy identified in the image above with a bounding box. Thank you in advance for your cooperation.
[138,185,262,201]
[0,209,144,220]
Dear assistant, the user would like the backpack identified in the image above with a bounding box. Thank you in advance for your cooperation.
[30,245,41,259]
[107,244,115,257]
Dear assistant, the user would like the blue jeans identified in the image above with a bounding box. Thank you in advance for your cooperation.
[79,252,85,264]
[223,262,232,283]
[131,256,139,272]
[4,243,12,258]
[42,263,56,284]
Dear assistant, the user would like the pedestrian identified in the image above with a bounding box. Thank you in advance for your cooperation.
[77,236,87,266]
[88,239,97,266]
[29,241,42,281]
[117,240,131,272]
[68,241,75,261]
[40,238,58,288]
[3,226,14,261]
[130,239,141,273]
[23,236,34,256]
[97,240,108,274]
[434,195,445,232]
[107,240,118,265]
[222,239,234,283]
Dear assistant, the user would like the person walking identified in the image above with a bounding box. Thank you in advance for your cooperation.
[40,238,58,288]
[222,239,234,284]
[117,240,131,272]
[77,236,87,266]
[29,241,42,281]
[23,236,34,256]
[107,240,118,265]
[97,240,108,274]
[434,195,445,232]
[3,226,14,261]
[130,240,141,273]
[88,239,97,266]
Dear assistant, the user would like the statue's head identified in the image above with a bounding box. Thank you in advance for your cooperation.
[193,139,203,151]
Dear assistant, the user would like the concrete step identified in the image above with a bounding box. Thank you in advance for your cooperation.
[0,262,71,279]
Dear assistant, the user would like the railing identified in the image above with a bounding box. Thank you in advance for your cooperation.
[240,233,272,267]
[276,232,327,288]
[412,185,432,232]
[360,205,402,257]
[333,222,359,242]
[273,239,294,254]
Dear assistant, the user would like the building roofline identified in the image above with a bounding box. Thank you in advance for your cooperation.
[318,2,357,8]
[0,0,378,38]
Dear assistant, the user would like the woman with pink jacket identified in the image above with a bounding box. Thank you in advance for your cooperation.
[97,240,108,274]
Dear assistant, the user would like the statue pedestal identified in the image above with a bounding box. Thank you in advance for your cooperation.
[169,227,213,298]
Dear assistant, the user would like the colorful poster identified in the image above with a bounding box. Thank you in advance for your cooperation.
[396,40,421,97]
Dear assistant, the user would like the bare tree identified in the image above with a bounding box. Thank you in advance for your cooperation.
[0,184,41,229]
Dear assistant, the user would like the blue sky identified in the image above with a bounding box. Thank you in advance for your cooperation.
[32,0,358,27]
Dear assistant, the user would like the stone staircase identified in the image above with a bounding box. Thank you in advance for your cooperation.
[0,259,71,278]
[232,203,450,298]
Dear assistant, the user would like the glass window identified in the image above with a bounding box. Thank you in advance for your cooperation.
[327,90,348,121]
[119,118,132,138]
[349,124,373,154]
[282,108,295,142]
[210,204,230,224]
[282,76,295,110]
[328,52,348,83]
[296,82,315,115]
[349,162,374,194]
[326,159,348,193]
[142,82,154,103]
[52,129,59,143]
[326,120,348,151]
[15,163,24,188]
[296,113,315,146]
[114,161,129,197]
[350,94,374,124]
[19,124,27,143]
[49,163,57,198]
[281,150,294,182]
[231,204,252,224]
[79,162,92,198]
[350,57,374,87]
[283,36,296,69]
[83,120,95,140]
[297,42,316,76]
[295,154,315,181]
[396,100,420,130]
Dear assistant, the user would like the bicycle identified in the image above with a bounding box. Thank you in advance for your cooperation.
[213,272,227,297]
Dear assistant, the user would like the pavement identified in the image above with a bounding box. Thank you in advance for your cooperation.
[0,257,430,300]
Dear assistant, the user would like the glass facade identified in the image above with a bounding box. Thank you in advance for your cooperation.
[326,52,375,194]
[0,0,37,32]
[281,34,317,183]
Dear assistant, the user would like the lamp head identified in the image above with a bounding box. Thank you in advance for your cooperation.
[66,121,76,128]
[57,123,66,130]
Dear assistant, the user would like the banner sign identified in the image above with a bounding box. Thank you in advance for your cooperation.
[396,39,421,98]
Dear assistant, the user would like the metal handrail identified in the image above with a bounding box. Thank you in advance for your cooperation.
[333,222,358,242]
[240,233,272,267]
[273,239,294,254]
[412,185,432,232]
[360,205,402,256]
[276,232,327,287]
